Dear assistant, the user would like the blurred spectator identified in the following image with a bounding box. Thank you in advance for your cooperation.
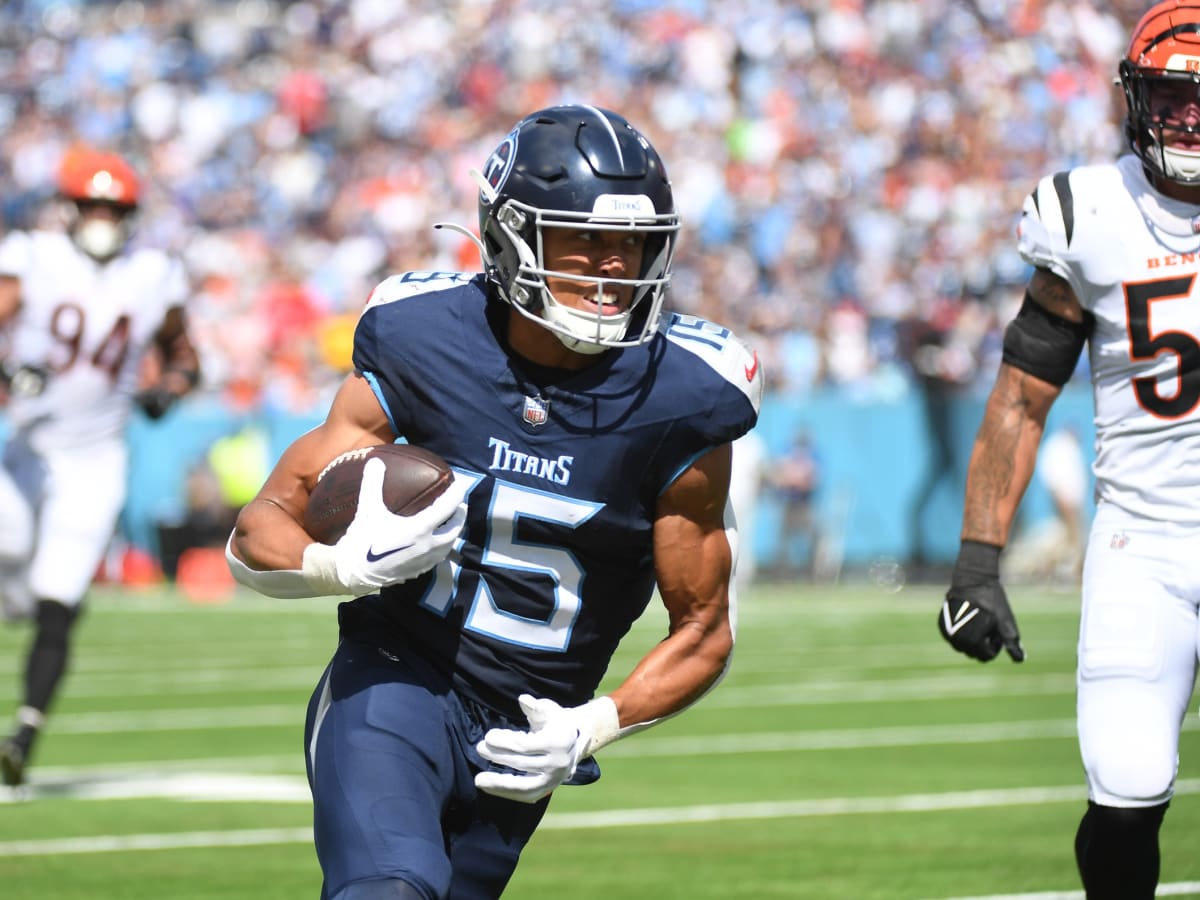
[156,458,237,579]
[0,1,1144,418]
[206,424,271,512]
[1005,423,1089,584]
[901,295,984,570]
[767,429,821,578]
[156,424,269,578]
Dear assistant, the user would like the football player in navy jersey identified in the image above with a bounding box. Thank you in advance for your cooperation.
[227,104,763,900]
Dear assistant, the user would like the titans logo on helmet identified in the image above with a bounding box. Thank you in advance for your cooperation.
[481,130,519,200]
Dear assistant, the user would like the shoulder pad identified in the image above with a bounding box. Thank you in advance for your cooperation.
[661,312,763,413]
[365,271,472,311]
[1018,172,1073,257]
[1017,171,1078,283]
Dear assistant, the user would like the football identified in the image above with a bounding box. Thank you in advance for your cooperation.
[302,443,454,545]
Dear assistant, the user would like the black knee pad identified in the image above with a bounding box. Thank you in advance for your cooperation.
[333,879,428,900]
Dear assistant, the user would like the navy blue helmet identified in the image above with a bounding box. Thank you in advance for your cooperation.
[475,105,680,354]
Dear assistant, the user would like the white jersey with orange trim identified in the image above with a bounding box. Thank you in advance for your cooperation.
[0,230,186,450]
[1017,153,1200,527]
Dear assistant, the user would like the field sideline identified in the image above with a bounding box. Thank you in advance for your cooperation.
[1,580,1198,899]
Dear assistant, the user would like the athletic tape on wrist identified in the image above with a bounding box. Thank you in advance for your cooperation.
[301,542,348,596]
[576,696,622,756]
[224,535,347,599]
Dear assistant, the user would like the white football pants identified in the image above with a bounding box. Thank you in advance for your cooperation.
[0,455,36,619]
[0,436,127,609]
[1077,501,1200,808]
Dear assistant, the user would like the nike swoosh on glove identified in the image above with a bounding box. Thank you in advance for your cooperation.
[303,458,469,596]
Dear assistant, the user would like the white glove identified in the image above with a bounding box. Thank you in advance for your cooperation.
[302,458,469,596]
[474,693,619,804]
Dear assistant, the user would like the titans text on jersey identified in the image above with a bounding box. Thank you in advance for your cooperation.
[487,437,573,485]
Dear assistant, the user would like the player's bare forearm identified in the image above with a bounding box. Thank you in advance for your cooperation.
[612,572,732,728]
[961,362,1060,545]
[230,423,339,570]
[610,445,734,727]
[231,493,314,571]
[231,373,394,572]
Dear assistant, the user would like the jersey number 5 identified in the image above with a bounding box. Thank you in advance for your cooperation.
[1125,276,1200,418]
[419,477,603,652]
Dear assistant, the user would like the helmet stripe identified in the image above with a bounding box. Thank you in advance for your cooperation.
[579,104,624,167]
[1140,22,1200,54]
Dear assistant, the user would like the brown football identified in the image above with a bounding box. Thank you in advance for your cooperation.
[302,443,454,545]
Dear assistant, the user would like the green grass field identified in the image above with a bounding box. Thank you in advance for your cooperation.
[1,580,1198,899]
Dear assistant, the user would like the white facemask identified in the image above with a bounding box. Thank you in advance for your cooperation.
[73,218,126,260]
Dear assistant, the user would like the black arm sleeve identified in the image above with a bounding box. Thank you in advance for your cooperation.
[1001,292,1090,387]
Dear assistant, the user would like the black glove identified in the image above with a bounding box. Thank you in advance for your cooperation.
[134,386,177,420]
[1,362,49,398]
[938,540,1025,663]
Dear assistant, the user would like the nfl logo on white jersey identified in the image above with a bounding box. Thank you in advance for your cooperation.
[522,396,549,426]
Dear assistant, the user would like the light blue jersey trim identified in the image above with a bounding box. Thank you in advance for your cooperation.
[361,370,399,436]
[660,447,709,496]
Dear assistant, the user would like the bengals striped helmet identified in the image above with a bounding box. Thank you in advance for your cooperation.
[56,147,140,260]
[1120,0,1200,183]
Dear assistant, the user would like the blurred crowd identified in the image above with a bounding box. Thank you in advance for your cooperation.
[0,0,1147,413]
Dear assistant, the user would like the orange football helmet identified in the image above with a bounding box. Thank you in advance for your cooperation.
[1120,0,1200,184]
[56,147,140,260]
[57,146,140,208]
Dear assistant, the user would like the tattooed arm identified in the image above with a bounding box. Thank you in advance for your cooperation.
[935,268,1083,663]
[961,268,1082,545]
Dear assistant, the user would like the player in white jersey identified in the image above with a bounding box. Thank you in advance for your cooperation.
[0,146,200,788]
[937,4,1200,896]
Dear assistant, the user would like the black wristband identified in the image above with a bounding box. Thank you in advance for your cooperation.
[953,539,1002,581]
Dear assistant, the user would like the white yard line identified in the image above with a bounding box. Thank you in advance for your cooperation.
[0,827,315,856]
[3,777,1200,855]
[37,668,1079,704]
[48,668,1076,704]
[29,705,1200,753]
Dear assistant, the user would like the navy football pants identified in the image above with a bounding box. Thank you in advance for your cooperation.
[304,640,550,900]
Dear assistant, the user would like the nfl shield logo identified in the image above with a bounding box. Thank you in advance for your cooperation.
[522,395,549,426]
